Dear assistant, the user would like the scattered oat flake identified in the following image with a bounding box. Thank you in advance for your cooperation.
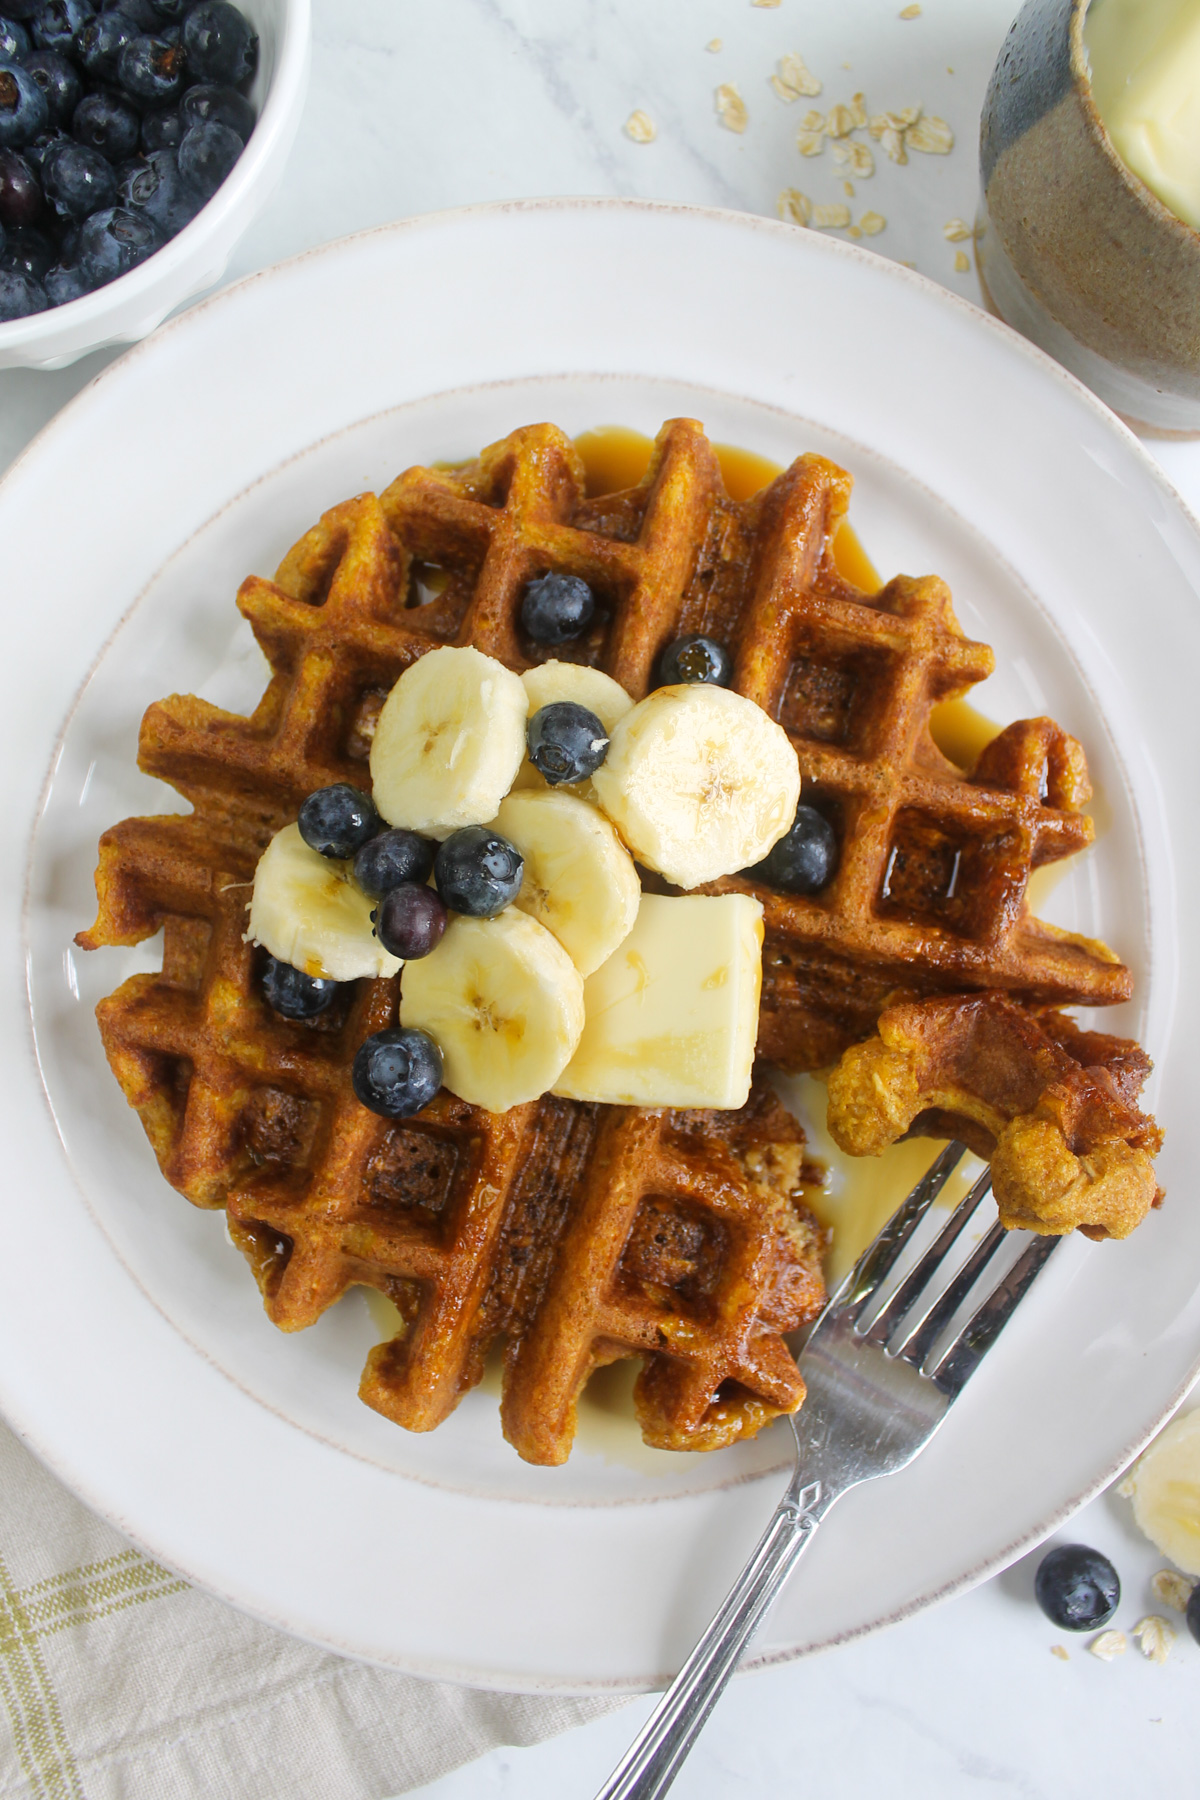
[850,92,868,128]
[625,110,656,144]
[826,102,856,138]
[943,218,972,242]
[1151,1570,1197,1612]
[1050,1644,1069,1661]
[812,202,851,229]
[908,115,955,154]
[848,225,861,239]
[953,249,970,273]
[706,38,722,51]
[777,187,812,226]
[1133,1616,1174,1663]
[880,126,907,164]
[859,210,886,235]
[796,127,824,157]
[900,3,922,15]
[834,139,875,177]
[771,52,822,101]
[716,84,749,132]
[1090,1630,1127,1661]
[843,180,855,197]
[752,0,781,7]
[886,106,922,130]
[1117,1475,1136,1498]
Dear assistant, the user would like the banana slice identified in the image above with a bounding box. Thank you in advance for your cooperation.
[1123,1408,1200,1574]
[492,789,641,976]
[591,684,801,890]
[512,662,634,791]
[399,910,584,1111]
[370,645,528,837]
[248,823,401,982]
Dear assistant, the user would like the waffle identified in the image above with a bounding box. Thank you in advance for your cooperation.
[826,994,1164,1240]
[77,417,1135,1457]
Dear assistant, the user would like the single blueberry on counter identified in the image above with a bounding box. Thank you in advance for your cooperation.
[748,804,838,895]
[375,884,447,961]
[42,135,114,217]
[72,89,139,162]
[520,570,595,644]
[183,0,257,88]
[656,633,731,687]
[0,58,48,147]
[262,956,338,1021]
[353,826,436,899]
[0,261,43,314]
[526,701,609,785]
[1034,1545,1120,1631]
[21,49,80,125]
[435,826,524,917]
[0,147,42,226]
[352,1027,443,1120]
[29,0,95,58]
[297,784,380,861]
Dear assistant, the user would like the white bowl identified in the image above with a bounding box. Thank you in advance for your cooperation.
[0,0,310,372]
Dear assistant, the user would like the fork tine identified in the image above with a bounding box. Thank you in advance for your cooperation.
[861,1165,995,1347]
[835,1140,967,1325]
[926,1233,1064,1399]
[890,1218,1008,1372]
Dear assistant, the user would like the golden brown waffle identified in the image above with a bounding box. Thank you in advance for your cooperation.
[826,994,1163,1240]
[77,416,1135,1457]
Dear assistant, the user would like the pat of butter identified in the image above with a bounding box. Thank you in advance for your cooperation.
[553,892,763,1109]
[1086,0,1200,230]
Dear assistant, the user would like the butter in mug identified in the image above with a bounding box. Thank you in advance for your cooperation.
[1085,0,1200,229]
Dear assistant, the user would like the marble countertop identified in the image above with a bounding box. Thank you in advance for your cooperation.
[2,3,1196,1795]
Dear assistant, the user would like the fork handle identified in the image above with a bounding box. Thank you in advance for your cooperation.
[593,1474,831,1800]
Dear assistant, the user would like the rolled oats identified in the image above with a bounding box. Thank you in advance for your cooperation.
[826,102,856,138]
[1151,1570,1197,1613]
[859,210,886,235]
[1089,1630,1127,1661]
[777,187,812,227]
[1132,1616,1174,1664]
[716,83,749,133]
[812,202,852,229]
[943,218,972,241]
[834,139,875,177]
[624,110,656,144]
[771,52,822,101]
[953,250,970,273]
[907,114,955,154]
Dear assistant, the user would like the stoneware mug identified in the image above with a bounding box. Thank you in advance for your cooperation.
[979,0,1200,436]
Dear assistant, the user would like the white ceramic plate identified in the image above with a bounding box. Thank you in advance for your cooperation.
[5,200,1199,1692]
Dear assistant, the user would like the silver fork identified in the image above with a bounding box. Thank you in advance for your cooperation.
[595,1140,1063,1800]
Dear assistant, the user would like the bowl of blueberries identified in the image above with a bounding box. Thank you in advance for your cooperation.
[0,0,309,368]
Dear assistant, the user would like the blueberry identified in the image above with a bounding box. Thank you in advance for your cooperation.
[138,101,178,148]
[179,79,252,140]
[21,123,63,172]
[0,147,41,225]
[0,58,48,146]
[100,0,157,28]
[147,0,187,17]
[21,49,80,125]
[75,202,159,285]
[1187,1583,1200,1648]
[116,145,192,231]
[72,89,138,159]
[261,955,338,1021]
[520,570,596,645]
[353,827,436,899]
[3,0,34,14]
[0,16,30,57]
[29,0,94,57]
[352,1026,443,1119]
[526,701,609,785]
[177,115,240,198]
[43,253,86,300]
[0,261,43,313]
[297,783,380,861]
[1034,1544,1120,1632]
[749,804,838,894]
[375,883,447,960]
[183,1,256,88]
[0,218,51,275]
[434,826,524,917]
[42,135,113,216]
[657,634,732,687]
[74,9,135,83]
[118,32,183,104]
